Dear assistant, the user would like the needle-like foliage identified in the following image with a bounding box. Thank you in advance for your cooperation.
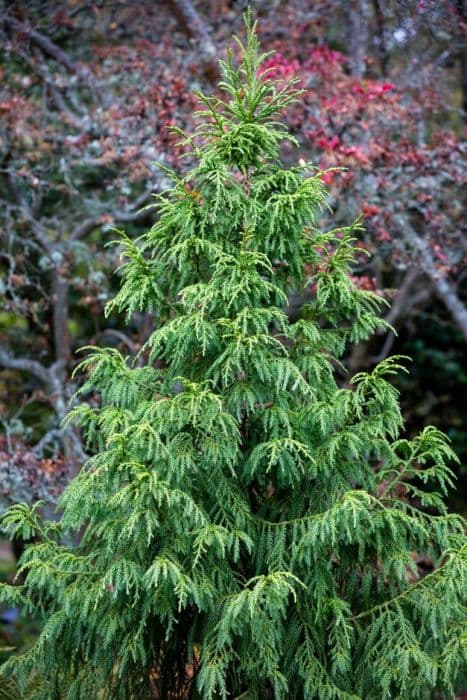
[1,13,465,700]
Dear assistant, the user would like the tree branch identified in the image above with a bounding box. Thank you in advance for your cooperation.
[4,15,98,95]
[396,217,467,341]
[70,216,109,241]
[0,349,52,385]
[70,189,158,240]
[370,268,420,364]
[32,428,64,457]
[383,267,420,329]
[371,286,432,364]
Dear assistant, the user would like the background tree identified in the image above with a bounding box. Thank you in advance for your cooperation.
[0,16,465,699]
[0,2,465,517]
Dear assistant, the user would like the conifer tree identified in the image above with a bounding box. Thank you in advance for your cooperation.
[1,14,466,700]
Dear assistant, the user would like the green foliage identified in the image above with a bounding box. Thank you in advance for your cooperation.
[0,677,20,700]
[1,13,465,699]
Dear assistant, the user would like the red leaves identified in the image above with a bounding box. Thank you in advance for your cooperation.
[259,53,300,79]
[315,134,340,151]
[0,96,26,114]
[349,274,378,291]
[320,171,335,186]
[433,244,447,262]
[362,204,381,218]
[351,81,395,99]
[376,228,393,243]
[308,46,346,70]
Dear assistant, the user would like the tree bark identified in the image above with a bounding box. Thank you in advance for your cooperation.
[343,0,371,78]
[52,270,70,374]
[457,0,467,121]
[372,0,388,76]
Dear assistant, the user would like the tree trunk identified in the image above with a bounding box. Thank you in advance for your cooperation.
[458,0,467,121]
[372,0,388,76]
[344,0,371,78]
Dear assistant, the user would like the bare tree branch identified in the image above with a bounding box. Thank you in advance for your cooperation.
[111,200,155,223]
[383,267,420,328]
[69,190,157,240]
[396,217,467,341]
[70,216,109,242]
[32,428,64,457]
[29,47,86,126]
[4,15,98,95]
[4,197,56,253]
[100,329,138,353]
[0,349,52,385]
[370,268,420,363]
[0,348,83,460]
[372,285,433,364]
